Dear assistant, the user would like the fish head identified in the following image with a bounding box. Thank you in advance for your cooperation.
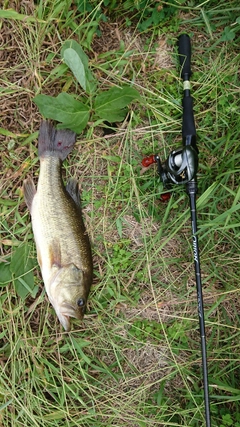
[49,263,89,331]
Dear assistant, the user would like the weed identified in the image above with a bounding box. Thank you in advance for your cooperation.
[34,39,141,132]
[0,1,239,426]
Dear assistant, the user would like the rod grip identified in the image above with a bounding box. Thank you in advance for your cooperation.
[178,34,192,79]
[182,96,196,139]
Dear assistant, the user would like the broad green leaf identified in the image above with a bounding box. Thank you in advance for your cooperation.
[15,274,38,300]
[61,40,89,70]
[63,48,86,91]
[33,93,90,133]
[61,40,97,94]
[0,263,12,286]
[10,244,38,299]
[220,27,236,42]
[94,86,141,122]
[11,245,28,277]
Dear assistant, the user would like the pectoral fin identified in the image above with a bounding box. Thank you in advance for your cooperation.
[49,240,62,268]
[23,177,36,212]
[66,179,81,208]
[50,263,83,288]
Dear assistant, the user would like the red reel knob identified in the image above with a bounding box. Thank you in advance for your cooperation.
[160,192,171,202]
[142,155,156,167]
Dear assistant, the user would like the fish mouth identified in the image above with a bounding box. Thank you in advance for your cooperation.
[60,303,84,320]
[58,310,81,332]
[55,303,85,331]
[59,314,71,332]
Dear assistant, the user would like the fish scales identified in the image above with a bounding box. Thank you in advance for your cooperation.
[23,121,93,331]
[33,157,88,268]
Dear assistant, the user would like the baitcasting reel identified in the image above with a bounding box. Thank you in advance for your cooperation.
[142,145,198,187]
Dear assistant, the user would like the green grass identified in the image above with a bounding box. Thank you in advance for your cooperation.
[0,1,240,426]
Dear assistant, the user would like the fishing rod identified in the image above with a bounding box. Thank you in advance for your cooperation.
[142,34,211,427]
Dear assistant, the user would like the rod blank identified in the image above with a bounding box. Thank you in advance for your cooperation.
[178,34,211,427]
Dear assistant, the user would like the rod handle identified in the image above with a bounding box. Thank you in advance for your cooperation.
[178,34,192,79]
[182,96,196,141]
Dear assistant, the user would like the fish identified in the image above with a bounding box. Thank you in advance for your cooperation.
[23,121,93,331]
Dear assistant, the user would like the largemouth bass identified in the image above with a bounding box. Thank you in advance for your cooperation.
[23,121,93,331]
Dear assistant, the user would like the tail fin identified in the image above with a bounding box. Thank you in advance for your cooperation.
[38,121,76,161]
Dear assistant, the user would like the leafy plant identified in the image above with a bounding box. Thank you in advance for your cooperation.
[111,242,133,273]
[34,39,141,133]
[219,16,240,42]
[0,244,38,299]
[75,0,183,32]
[129,318,164,342]
[124,0,182,32]
[220,412,240,427]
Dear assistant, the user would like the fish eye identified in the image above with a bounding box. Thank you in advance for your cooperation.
[77,298,85,307]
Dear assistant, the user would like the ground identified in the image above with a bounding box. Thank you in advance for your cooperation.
[0,1,240,426]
